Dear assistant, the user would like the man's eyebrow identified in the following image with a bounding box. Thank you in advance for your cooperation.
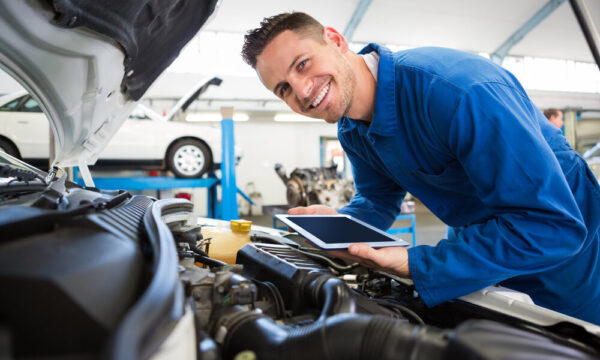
[272,54,306,95]
[288,53,304,72]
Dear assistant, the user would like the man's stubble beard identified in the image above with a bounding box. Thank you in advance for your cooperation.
[324,57,356,124]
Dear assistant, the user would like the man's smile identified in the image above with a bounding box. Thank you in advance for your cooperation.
[306,80,332,113]
[310,81,330,108]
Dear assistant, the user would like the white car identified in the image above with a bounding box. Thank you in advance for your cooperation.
[0,77,225,178]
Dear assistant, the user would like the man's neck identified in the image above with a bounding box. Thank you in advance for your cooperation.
[345,52,377,122]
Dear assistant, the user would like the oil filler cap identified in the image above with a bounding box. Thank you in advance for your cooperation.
[230,219,252,232]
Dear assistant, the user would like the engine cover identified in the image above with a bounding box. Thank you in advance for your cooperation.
[236,243,330,314]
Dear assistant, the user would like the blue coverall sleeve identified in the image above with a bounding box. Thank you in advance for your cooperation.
[337,143,406,230]
[408,81,587,306]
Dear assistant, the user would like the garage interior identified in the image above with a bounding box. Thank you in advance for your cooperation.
[1,0,600,358]
[2,0,598,247]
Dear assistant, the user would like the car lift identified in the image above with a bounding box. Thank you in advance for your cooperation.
[74,107,250,220]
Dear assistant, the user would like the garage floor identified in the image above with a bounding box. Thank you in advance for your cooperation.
[246,201,446,248]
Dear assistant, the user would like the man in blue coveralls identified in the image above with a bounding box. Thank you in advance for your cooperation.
[241,12,600,324]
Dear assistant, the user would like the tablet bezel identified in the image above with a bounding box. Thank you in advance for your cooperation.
[275,214,409,250]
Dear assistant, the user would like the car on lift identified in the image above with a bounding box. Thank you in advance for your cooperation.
[0,77,225,178]
[0,1,599,360]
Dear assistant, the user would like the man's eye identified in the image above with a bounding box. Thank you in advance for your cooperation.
[279,84,289,96]
[298,60,307,70]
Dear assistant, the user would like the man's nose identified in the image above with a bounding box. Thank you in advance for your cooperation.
[290,76,313,100]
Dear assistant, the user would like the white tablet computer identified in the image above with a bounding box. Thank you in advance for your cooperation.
[275,214,409,250]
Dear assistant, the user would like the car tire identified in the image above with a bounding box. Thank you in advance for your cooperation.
[166,139,212,178]
[0,138,19,158]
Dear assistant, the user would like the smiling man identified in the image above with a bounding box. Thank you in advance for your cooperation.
[241,12,600,324]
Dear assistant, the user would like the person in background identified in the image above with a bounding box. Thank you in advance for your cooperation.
[241,12,600,324]
[543,108,564,129]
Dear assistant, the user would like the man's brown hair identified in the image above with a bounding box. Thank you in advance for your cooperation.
[241,12,324,68]
[543,108,561,119]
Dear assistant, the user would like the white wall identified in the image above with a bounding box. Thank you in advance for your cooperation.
[0,71,24,95]
[234,121,338,205]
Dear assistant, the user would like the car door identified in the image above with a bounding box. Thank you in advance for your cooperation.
[98,110,160,160]
[0,95,50,158]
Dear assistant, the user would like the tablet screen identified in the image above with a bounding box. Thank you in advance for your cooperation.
[276,214,408,249]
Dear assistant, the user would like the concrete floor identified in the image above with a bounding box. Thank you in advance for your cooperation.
[246,201,447,248]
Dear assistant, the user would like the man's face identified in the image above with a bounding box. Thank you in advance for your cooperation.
[255,29,355,123]
[550,111,564,129]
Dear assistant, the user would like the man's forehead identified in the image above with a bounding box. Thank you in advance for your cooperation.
[255,30,309,88]
[257,31,308,65]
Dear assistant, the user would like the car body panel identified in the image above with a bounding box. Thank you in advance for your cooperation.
[0,0,135,170]
[0,0,220,173]
[0,91,49,157]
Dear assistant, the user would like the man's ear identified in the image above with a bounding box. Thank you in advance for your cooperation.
[323,27,348,52]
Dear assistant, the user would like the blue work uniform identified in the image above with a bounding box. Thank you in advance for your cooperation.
[337,43,600,324]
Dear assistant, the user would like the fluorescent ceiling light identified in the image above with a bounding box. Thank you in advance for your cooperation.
[274,113,322,122]
[186,112,249,122]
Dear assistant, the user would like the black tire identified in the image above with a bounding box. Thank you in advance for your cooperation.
[166,139,212,178]
[0,138,20,158]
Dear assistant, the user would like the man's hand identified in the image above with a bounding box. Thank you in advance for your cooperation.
[288,205,338,215]
[330,244,410,278]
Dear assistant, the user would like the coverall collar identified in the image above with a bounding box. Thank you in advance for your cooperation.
[338,43,397,137]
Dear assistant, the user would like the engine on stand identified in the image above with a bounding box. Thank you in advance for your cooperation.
[274,163,355,208]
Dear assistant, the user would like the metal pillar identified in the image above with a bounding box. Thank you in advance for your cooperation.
[220,107,238,220]
[490,0,566,65]
[564,109,577,148]
[343,0,373,41]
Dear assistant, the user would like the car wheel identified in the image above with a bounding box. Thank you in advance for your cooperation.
[167,139,212,178]
[0,138,19,158]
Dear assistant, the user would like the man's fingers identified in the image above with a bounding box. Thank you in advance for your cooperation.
[347,244,410,277]
[288,205,338,215]
[349,243,378,261]
[288,206,307,215]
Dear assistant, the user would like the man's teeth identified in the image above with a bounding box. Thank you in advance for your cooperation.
[311,83,330,108]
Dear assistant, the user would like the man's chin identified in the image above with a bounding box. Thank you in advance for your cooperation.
[299,111,341,124]
[323,117,341,124]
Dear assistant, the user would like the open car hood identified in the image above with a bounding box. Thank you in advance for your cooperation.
[0,0,218,172]
[165,77,223,122]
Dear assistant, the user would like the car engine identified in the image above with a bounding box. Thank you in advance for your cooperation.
[1,170,599,359]
[274,163,355,208]
[174,230,600,360]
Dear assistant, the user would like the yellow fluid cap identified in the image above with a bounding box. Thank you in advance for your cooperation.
[230,219,252,232]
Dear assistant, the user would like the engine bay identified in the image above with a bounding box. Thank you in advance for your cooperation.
[1,177,599,359]
[174,230,600,360]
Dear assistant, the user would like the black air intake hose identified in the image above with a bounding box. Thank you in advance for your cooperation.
[215,272,598,360]
[221,313,600,360]
[302,274,356,320]
[219,274,448,360]
[221,312,448,360]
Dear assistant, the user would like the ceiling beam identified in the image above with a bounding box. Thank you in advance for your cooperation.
[491,0,567,65]
[569,0,600,71]
[343,0,373,42]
